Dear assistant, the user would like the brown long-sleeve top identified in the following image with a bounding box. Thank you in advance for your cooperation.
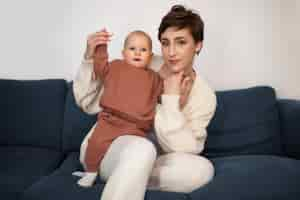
[84,45,163,171]
[93,45,163,129]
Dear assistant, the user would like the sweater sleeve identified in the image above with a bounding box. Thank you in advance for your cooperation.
[73,57,103,115]
[154,78,217,154]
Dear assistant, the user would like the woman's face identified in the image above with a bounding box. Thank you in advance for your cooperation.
[160,27,202,74]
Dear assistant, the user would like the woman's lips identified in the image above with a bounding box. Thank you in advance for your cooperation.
[169,60,179,65]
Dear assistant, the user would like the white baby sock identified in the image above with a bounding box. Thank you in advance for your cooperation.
[72,171,85,177]
[77,172,98,187]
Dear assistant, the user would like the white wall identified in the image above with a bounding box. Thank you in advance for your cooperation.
[0,0,299,99]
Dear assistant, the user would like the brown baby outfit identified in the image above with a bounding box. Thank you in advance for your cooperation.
[84,45,163,172]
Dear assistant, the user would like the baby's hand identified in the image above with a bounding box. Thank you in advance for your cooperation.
[76,172,98,187]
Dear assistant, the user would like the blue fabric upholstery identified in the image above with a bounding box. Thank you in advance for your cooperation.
[0,147,62,200]
[62,83,97,153]
[189,155,300,200]
[0,79,67,150]
[22,153,105,200]
[145,190,190,200]
[23,153,189,200]
[277,99,300,159]
[204,86,283,158]
[145,191,189,200]
[1,78,300,200]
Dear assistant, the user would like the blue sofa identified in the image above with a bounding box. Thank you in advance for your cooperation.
[1,79,300,200]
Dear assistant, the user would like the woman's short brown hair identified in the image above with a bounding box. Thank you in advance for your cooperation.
[158,5,204,43]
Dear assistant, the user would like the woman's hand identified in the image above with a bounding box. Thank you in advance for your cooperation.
[179,74,194,109]
[163,71,184,95]
[163,71,194,109]
[84,28,113,60]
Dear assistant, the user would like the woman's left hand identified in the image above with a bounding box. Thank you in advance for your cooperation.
[179,74,194,109]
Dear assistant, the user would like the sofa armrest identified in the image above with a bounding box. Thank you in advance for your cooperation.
[278,99,300,159]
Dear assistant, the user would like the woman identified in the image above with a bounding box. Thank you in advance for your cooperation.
[73,5,217,200]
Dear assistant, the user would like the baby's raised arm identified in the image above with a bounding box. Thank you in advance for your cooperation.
[93,29,113,80]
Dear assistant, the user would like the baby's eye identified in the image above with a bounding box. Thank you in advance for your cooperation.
[141,48,147,52]
[129,47,135,50]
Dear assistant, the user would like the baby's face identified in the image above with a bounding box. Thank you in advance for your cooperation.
[122,34,153,68]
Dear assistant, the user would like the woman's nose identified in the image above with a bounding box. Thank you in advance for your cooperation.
[168,45,176,57]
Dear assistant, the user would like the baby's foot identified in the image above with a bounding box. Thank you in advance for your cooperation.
[77,172,97,187]
[72,171,85,177]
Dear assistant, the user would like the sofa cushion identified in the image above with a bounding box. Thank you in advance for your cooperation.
[23,152,189,200]
[62,83,97,153]
[189,155,300,200]
[22,153,105,200]
[145,191,189,200]
[0,79,67,150]
[277,99,300,159]
[204,86,283,158]
[0,146,63,200]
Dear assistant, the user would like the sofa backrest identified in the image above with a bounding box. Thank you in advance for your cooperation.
[61,83,284,158]
[0,79,67,151]
[62,83,97,153]
[204,86,284,158]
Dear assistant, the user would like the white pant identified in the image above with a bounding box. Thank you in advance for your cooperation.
[80,130,214,200]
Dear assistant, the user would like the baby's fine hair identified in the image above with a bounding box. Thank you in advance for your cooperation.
[124,30,152,50]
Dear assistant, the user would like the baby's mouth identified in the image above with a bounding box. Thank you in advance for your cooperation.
[133,58,141,62]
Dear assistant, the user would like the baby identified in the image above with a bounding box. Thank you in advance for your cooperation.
[77,29,163,187]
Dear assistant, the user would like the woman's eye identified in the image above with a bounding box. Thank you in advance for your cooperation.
[161,41,169,46]
[178,40,186,45]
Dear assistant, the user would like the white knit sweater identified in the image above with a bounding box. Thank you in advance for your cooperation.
[73,55,216,155]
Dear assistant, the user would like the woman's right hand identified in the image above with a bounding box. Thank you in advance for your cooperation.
[163,71,184,95]
[163,71,194,109]
[84,28,113,60]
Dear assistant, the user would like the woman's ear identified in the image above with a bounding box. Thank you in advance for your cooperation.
[195,41,203,55]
